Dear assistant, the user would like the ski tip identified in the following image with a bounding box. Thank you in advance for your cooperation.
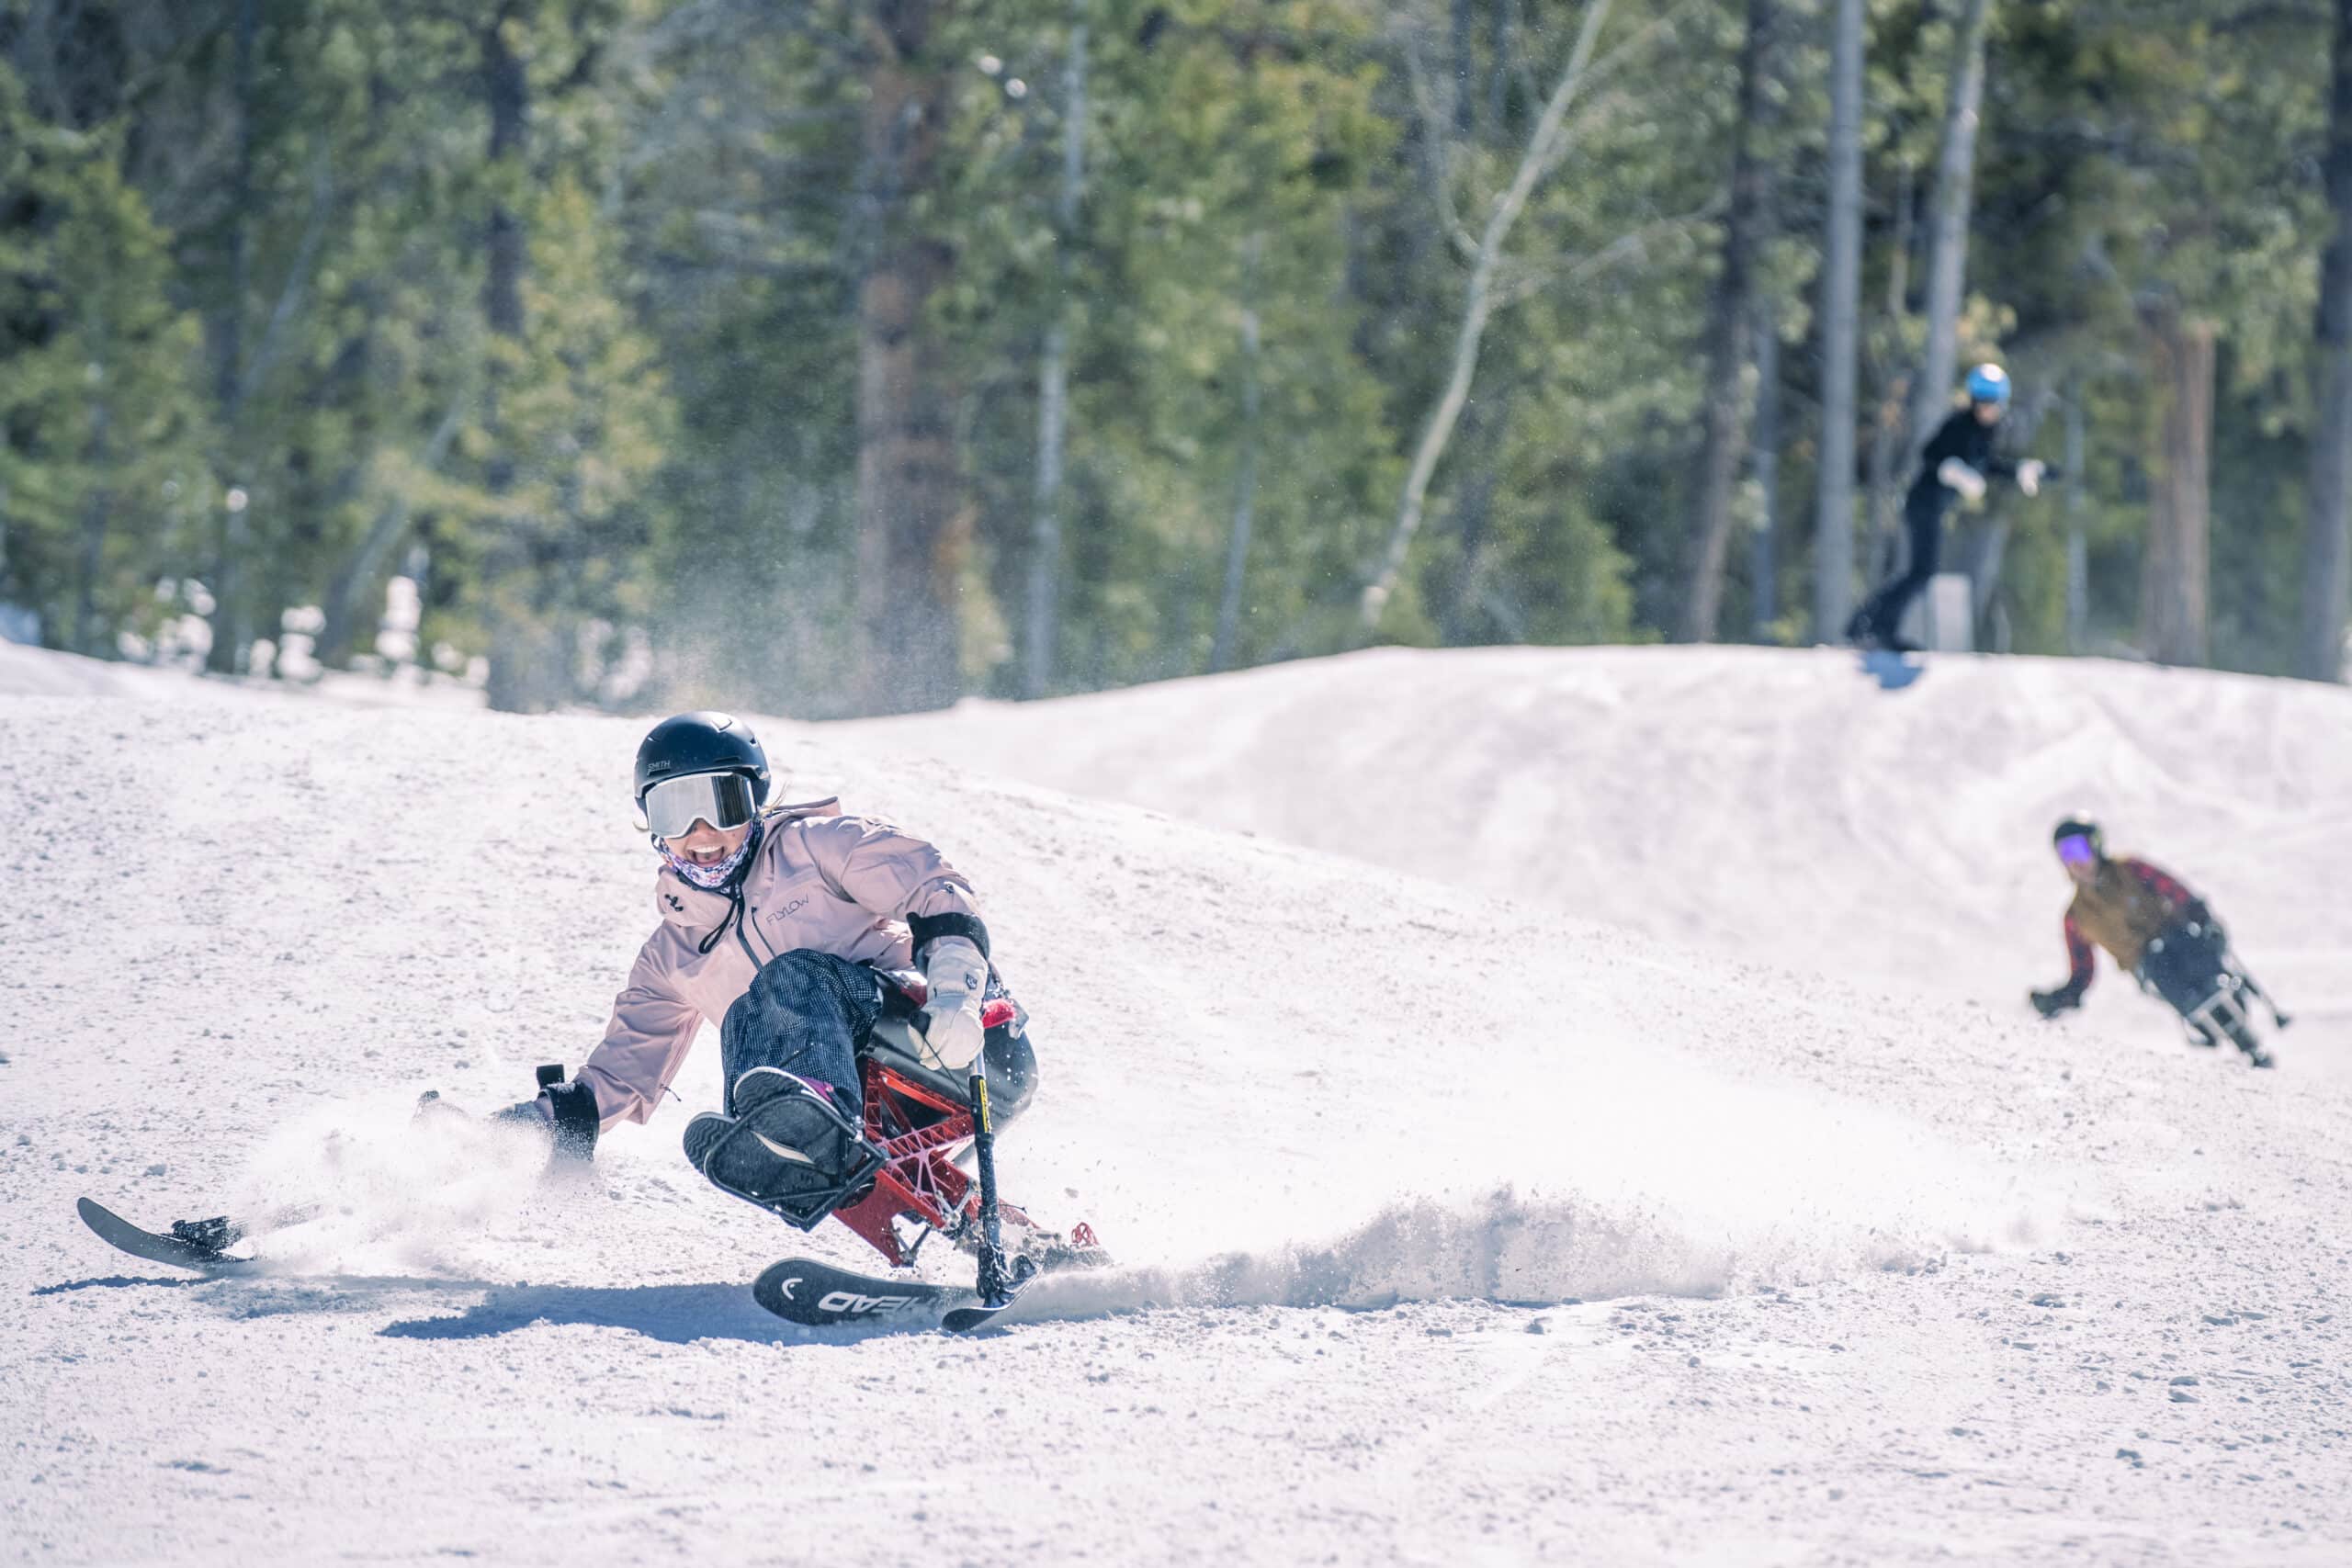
[940,1302,1013,1333]
[75,1195,256,1273]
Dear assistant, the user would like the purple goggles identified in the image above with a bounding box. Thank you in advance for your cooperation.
[2055,834,2098,867]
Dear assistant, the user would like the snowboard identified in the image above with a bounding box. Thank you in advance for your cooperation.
[1855,646,1927,690]
[77,1197,260,1273]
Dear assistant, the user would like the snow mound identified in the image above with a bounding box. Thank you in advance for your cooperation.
[839,644,2352,1071]
[0,638,169,697]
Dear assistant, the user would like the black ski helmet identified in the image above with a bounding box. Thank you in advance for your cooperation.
[2052,814,2105,858]
[633,711,771,815]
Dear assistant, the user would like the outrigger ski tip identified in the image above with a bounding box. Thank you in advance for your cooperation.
[76,1197,260,1273]
[941,1264,1036,1332]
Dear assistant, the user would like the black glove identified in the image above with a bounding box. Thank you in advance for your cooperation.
[2030,987,2082,1020]
[490,1066,600,1162]
[413,1089,471,1125]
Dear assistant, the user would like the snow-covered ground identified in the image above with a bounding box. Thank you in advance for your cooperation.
[841,645,2352,1077]
[0,634,488,711]
[4,644,2347,1565]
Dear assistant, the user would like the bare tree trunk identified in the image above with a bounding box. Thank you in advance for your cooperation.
[74,497,106,655]
[2064,384,2087,652]
[1453,0,1476,131]
[320,503,412,672]
[317,391,469,668]
[1022,6,1087,700]
[1967,520,2007,630]
[1748,303,1782,640]
[1908,0,1992,450]
[74,347,115,654]
[483,14,527,347]
[74,415,110,658]
[2139,303,2215,668]
[1813,0,1864,639]
[480,0,553,714]
[2300,0,2352,682]
[1680,0,1776,643]
[205,0,259,675]
[1361,0,1612,631]
[1023,321,1070,696]
[1488,0,1510,131]
[1438,391,1510,645]
[1865,160,1914,581]
[1212,231,1264,674]
[854,0,963,715]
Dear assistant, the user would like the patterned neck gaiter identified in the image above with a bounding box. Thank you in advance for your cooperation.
[659,819,763,891]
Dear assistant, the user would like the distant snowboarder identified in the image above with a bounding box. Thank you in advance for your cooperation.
[2028,816,2278,1067]
[1846,364,2049,653]
[499,710,1040,1198]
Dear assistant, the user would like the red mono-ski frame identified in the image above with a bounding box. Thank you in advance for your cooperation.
[829,998,1039,1267]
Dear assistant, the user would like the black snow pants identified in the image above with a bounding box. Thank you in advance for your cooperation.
[2134,920,2231,1020]
[718,950,884,1118]
[718,949,1039,1124]
[1852,485,1948,642]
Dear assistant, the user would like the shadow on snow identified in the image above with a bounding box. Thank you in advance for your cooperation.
[33,1273,209,1295]
[34,1263,1090,1344]
[380,1280,818,1345]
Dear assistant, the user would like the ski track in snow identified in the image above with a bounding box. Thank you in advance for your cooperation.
[3,642,2347,1565]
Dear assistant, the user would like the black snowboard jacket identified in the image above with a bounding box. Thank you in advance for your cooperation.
[1908,408,2019,505]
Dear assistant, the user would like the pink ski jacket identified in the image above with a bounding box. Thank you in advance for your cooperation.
[572,799,983,1130]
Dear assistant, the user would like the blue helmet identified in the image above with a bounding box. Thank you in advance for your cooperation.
[1965,363,2011,406]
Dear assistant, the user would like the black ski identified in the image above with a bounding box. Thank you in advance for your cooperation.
[76,1197,261,1273]
[751,1257,972,1328]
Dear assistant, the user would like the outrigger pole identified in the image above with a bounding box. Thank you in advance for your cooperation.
[967,1071,1014,1309]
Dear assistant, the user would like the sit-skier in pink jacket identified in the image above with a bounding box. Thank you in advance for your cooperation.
[506,712,1026,1212]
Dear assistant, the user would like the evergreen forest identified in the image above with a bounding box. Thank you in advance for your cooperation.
[5,0,2350,715]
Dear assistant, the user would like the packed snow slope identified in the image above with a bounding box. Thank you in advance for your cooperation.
[3,643,2347,1567]
[841,644,2352,1077]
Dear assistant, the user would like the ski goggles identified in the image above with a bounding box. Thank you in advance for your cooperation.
[2055,834,2098,867]
[639,771,760,840]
